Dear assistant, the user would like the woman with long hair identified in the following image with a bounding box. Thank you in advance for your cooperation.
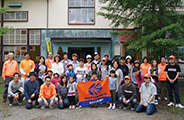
[148,59,161,105]
[34,56,47,86]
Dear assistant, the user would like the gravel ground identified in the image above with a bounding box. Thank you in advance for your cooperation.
[0,103,183,120]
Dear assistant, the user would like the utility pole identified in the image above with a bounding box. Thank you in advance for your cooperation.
[1,0,4,74]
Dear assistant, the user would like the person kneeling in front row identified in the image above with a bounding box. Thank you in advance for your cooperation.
[8,73,24,106]
[136,74,157,115]
[24,72,39,109]
[38,76,58,109]
[119,76,137,111]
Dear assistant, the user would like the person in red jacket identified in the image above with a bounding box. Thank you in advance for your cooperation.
[158,56,168,101]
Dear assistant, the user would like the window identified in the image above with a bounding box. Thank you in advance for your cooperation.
[69,0,95,24]
[29,30,41,45]
[4,11,28,21]
[30,46,40,63]
[3,30,27,45]
[3,46,27,61]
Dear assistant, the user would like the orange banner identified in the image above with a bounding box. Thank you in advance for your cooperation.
[77,77,111,107]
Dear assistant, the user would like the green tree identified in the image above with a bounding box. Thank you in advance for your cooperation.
[0,8,13,36]
[98,0,184,59]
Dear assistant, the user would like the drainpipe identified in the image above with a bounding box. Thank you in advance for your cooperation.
[1,0,4,75]
[46,0,49,37]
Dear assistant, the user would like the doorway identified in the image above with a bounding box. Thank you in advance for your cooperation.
[68,47,94,61]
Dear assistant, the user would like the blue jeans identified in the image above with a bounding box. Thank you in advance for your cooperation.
[136,103,156,115]
[167,81,180,104]
[119,97,137,108]
[58,96,69,109]
[117,88,121,105]
[38,97,58,107]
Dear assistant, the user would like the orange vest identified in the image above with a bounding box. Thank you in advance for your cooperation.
[2,60,19,78]
[140,63,151,75]
[158,63,168,81]
[45,58,54,70]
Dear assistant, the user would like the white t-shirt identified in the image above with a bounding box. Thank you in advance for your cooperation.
[75,67,88,83]
[52,62,64,75]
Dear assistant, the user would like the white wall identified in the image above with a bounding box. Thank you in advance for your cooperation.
[3,0,131,29]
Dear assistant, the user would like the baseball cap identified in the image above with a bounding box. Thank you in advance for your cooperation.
[134,60,140,64]
[169,55,175,59]
[101,57,107,61]
[94,52,99,56]
[124,76,131,80]
[126,55,132,60]
[86,55,92,59]
[104,54,109,57]
[72,53,78,57]
[144,74,151,78]
[79,59,84,62]
[54,54,60,57]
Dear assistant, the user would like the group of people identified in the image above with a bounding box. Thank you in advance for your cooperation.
[1,51,184,115]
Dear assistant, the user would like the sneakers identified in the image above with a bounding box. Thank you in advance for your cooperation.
[72,105,75,109]
[158,97,161,100]
[167,102,175,107]
[112,104,116,110]
[175,104,184,108]
[108,104,112,110]
[69,106,72,109]
[49,105,53,109]
[131,108,135,111]
[35,105,40,108]
[164,97,168,101]
[41,106,45,109]
[3,96,7,103]
[17,101,22,105]
[123,107,127,110]
[9,104,13,107]
[155,100,158,105]
[119,105,122,109]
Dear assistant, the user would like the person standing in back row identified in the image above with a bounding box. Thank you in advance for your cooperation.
[165,55,184,108]
[2,52,19,103]
[20,52,35,88]
[45,52,54,70]
[61,52,72,75]
[158,56,168,101]
[92,52,101,66]
[140,57,151,75]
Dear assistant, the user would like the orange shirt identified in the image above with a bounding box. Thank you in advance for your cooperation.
[140,63,151,75]
[158,63,168,81]
[39,83,57,99]
[19,59,35,78]
[45,58,54,70]
[2,60,19,79]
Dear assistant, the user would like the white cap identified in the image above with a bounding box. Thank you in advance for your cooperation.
[126,55,132,60]
[86,55,92,59]
[94,52,99,55]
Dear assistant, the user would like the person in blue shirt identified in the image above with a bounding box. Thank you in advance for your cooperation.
[24,72,39,109]
[66,64,77,82]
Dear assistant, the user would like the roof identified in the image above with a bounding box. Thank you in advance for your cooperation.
[117,29,135,43]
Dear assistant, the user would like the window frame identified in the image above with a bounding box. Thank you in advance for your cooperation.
[68,0,95,25]
[2,29,41,62]
[3,11,28,22]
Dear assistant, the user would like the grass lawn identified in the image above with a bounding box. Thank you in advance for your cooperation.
[0,79,11,118]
